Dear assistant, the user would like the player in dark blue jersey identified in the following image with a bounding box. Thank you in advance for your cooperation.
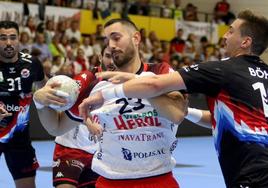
[0,21,45,188]
[79,10,268,188]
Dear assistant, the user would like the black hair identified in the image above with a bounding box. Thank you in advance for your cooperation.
[0,20,19,34]
[104,18,138,31]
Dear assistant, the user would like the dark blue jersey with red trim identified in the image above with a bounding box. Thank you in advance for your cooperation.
[178,55,268,187]
[0,52,44,143]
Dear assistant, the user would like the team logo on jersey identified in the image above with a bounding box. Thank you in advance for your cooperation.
[0,101,27,112]
[70,160,85,170]
[170,140,178,153]
[0,71,3,82]
[55,172,64,178]
[9,67,16,74]
[21,68,30,78]
[122,148,132,161]
[121,147,166,161]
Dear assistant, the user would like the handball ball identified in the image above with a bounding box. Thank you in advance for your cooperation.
[46,75,80,111]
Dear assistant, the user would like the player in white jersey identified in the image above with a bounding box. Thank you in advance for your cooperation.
[33,19,189,188]
[33,46,115,188]
[80,19,189,188]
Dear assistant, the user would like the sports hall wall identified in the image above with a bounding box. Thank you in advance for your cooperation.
[1,1,266,139]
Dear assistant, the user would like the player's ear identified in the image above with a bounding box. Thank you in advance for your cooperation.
[98,54,102,63]
[241,36,252,49]
[132,31,141,47]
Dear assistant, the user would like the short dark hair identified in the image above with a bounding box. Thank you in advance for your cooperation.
[0,20,19,34]
[238,10,268,55]
[104,18,138,31]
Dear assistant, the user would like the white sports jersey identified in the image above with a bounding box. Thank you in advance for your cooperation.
[55,70,99,154]
[55,124,98,154]
[90,72,179,179]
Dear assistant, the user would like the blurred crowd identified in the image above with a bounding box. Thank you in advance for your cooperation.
[3,0,232,78]
[6,0,235,23]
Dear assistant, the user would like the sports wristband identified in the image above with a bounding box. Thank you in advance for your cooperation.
[33,97,45,109]
[185,108,202,123]
[101,84,126,100]
[55,90,69,98]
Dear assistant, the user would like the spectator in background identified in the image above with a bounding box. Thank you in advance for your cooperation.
[80,35,94,59]
[196,36,209,59]
[48,33,65,58]
[128,0,150,16]
[56,19,68,37]
[68,37,80,60]
[170,28,185,57]
[161,40,171,64]
[184,3,199,21]
[148,31,160,51]
[203,44,220,61]
[94,24,105,42]
[217,37,227,59]
[180,55,194,67]
[32,32,52,62]
[214,0,235,24]
[139,28,152,61]
[184,33,197,58]
[59,34,71,56]
[90,34,102,55]
[170,57,180,70]
[50,55,65,76]
[88,54,100,70]
[20,16,36,43]
[19,31,32,53]
[44,19,55,44]
[72,48,89,75]
[65,19,81,42]
[161,0,174,18]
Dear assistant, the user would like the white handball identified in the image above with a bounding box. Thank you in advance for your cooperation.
[46,75,80,111]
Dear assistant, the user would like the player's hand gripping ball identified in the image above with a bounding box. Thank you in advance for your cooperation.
[46,75,79,111]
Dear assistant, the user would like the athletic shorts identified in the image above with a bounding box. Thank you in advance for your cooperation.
[53,143,99,188]
[0,126,39,180]
[96,172,180,188]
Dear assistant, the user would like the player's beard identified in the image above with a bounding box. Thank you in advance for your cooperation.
[0,44,18,59]
[112,42,135,68]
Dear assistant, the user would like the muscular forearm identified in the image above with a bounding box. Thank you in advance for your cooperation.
[123,72,186,99]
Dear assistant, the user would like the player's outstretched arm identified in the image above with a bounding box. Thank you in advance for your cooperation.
[33,83,79,136]
[79,72,186,122]
[148,91,188,124]
[121,72,186,98]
